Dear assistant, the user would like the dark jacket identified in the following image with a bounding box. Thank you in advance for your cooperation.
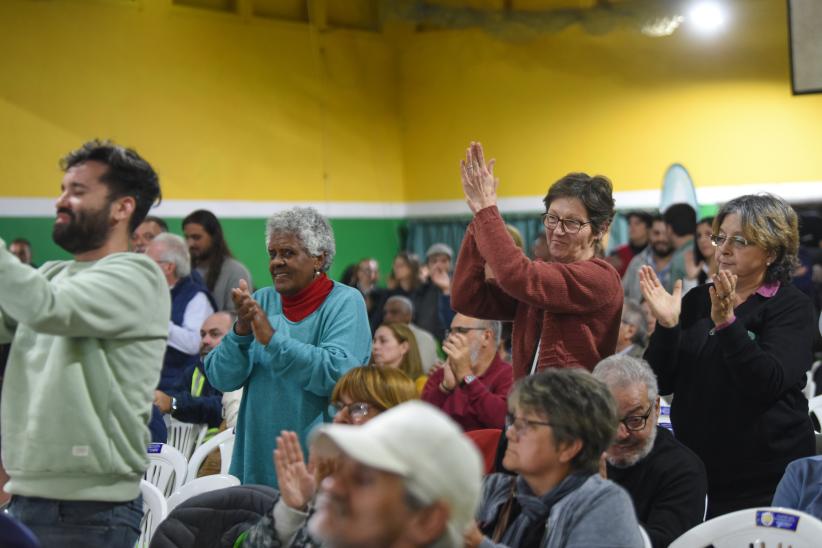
[608,427,707,548]
[166,361,223,428]
[645,283,816,512]
[150,484,278,548]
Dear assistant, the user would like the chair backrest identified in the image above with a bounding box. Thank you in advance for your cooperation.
[464,429,502,475]
[164,416,208,460]
[186,427,235,482]
[658,396,673,433]
[638,524,652,548]
[138,479,168,547]
[166,474,241,513]
[669,507,822,548]
[145,443,188,497]
[809,394,822,432]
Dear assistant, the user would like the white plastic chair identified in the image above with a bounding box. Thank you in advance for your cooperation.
[166,473,241,513]
[145,443,188,497]
[164,416,208,460]
[138,479,167,547]
[669,507,822,548]
[809,394,822,432]
[186,427,235,482]
[638,524,652,548]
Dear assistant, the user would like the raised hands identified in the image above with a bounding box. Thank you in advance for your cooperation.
[708,269,737,326]
[638,265,682,329]
[442,332,473,382]
[231,279,275,345]
[460,142,498,214]
[273,431,316,511]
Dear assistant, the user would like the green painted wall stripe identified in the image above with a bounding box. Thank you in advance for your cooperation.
[0,217,406,289]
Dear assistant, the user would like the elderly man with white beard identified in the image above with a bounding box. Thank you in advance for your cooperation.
[593,355,707,548]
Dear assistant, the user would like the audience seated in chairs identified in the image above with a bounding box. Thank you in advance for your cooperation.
[593,355,707,548]
[153,366,421,547]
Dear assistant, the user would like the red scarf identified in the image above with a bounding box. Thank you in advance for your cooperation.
[281,273,334,322]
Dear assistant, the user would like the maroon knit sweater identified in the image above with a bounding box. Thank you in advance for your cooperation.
[451,206,623,379]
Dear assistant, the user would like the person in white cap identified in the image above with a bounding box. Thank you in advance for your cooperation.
[307,400,483,548]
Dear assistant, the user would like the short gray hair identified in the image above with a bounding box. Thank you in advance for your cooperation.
[152,232,191,278]
[265,207,336,272]
[509,369,617,474]
[386,295,414,316]
[592,355,659,403]
[621,298,648,347]
[481,319,502,345]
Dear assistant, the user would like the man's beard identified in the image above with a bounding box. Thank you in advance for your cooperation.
[52,205,113,255]
[652,243,673,258]
[607,425,658,469]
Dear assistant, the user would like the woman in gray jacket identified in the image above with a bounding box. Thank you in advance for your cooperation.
[465,369,643,548]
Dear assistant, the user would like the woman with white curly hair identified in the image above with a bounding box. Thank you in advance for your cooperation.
[205,207,372,487]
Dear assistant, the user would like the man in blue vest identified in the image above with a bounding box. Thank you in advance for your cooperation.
[154,311,230,429]
[147,233,216,390]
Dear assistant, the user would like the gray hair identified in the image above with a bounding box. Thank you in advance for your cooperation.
[265,207,336,272]
[509,369,617,474]
[152,232,191,278]
[621,298,648,347]
[592,355,659,404]
[713,194,799,285]
[482,319,502,345]
[386,295,414,316]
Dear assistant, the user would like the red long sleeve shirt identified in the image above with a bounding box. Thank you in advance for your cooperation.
[421,354,513,431]
[451,206,622,378]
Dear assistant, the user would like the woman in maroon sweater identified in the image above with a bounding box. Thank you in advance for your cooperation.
[452,142,623,378]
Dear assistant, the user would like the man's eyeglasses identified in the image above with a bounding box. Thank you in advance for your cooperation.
[542,213,592,234]
[330,401,373,420]
[505,413,552,437]
[710,234,751,250]
[445,327,487,337]
[620,403,654,432]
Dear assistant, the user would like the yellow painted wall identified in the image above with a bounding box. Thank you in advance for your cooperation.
[0,0,404,203]
[1,0,821,205]
[397,0,822,200]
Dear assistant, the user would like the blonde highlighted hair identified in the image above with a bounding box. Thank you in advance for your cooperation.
[331,365,418,411]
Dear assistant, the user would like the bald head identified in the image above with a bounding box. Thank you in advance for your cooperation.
[384,295,414,325]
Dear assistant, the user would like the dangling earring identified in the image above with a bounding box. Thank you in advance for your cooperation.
[314,268,321,278]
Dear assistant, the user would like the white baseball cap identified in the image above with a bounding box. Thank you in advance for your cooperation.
[310,400,483,548]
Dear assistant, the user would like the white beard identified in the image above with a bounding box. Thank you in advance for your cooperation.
[606,425,658,469]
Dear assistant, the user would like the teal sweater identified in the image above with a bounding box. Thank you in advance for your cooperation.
[0,240,170,501]
[205,282,371,487]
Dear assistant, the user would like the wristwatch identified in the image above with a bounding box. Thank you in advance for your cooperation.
[461,375,477,387]
[171,397,178,415]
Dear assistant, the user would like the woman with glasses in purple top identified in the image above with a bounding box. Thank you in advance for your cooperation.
[640,193,817,518]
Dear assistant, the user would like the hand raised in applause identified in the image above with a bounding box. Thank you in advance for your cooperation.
[231,279,255,335]
[273,431,316,511]
[638,265,682,329]
[442,332,474,383]
[460,142,498,214]
[708,269,738,326]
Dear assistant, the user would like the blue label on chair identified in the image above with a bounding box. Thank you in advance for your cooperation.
[147,443,163,454]
[756,510,799,531]
[660,406,671,416]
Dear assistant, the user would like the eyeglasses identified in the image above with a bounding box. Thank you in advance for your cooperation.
[505,413,552,437]
[710,234,751,249]
[445,327,487,337]
[542,213,592,234]
[619,403,654,432]
[330,401,373,420]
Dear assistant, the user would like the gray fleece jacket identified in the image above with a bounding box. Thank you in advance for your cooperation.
[476,473,644,548]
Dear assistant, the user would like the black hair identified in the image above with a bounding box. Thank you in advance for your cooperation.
[182,209,233,292]
[60,139,161,232]
[662,203,697,238]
